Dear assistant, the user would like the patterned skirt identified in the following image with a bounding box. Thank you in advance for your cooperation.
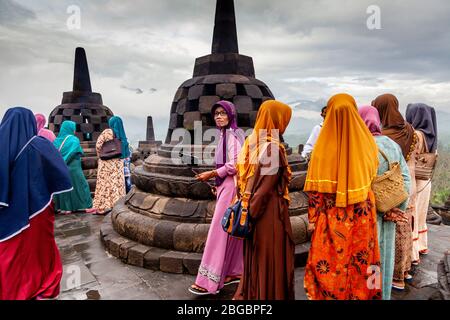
[304,191,382,300]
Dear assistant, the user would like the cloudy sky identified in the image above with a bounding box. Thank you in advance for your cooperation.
[1,0,450,143]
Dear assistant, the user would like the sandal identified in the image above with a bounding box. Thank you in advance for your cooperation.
[57,210,72,215]
[404,273,413,283]
[94,208,112,216]
[419,249,429,255]
[224,277,241,286]
[392,280,405,291]
[188,284,218,296]
[412,260,420,266]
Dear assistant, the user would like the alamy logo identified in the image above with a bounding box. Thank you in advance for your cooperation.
[367,5,382,30]
[67,5,81,30]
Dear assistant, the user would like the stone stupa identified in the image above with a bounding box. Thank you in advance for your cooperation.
[101,0,310,274]
[48,47,114,195]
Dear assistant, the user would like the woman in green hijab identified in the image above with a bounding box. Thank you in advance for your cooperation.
[108,116,132,193]
[53,121,93,213]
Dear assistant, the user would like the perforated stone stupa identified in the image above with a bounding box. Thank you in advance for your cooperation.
[101,0,310,274]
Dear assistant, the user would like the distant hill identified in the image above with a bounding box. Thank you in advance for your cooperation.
[121,102,450,149]
[436,110,450,138]
[285,101,450,147]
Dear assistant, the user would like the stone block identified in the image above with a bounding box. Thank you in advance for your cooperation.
[169,113,179,129]
[80,109,92,116]
[173,223,196,252]
[128,192,158,211]
[103,234,115,250]
[174,87,188,102]
[143,247,169,271]
[127,244,151,267]
[291,215,309,245]
[153,220,178,249]
[100,222,114,239]
[216,83,237,99]
[188,85,204,101]
[54,115,64,125]
[233,96,253,113]
[183,111,201,130]
[71,115,83,123]
[164,199,199,218]
[176,99,187,115]
[199,96,220,114]
[90,116,102,124]
[180,76,202,88]
[109,237,131,257]
[192,224,210,253]
[80,123,94,133]
[119,241,137,260]
[160,251,188,274]
[62,109,74,116]
[183,253,203,275]
[244,85,263,98]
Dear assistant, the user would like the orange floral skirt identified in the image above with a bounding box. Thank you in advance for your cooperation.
[304,191,382,300]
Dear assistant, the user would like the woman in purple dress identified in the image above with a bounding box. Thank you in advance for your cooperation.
[189,101,244,295]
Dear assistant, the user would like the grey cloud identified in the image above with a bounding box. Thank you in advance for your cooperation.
[0,0,36,24]
[2,0,450,135]
[120,85,158,94]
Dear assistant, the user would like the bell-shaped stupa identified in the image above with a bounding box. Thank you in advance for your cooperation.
[49,47,114,195]
[49,47,114,142]
[101,0,310,274]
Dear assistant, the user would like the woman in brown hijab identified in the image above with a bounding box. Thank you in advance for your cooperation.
[373,94,418,290]
[233,100,295,300]
[372,94,416,160]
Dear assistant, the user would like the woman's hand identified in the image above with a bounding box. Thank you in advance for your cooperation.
[195,170,216,182]
[384,207,409,223]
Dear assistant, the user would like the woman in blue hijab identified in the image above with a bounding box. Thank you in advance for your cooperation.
[53,121,93,213]
[93,116,130,214]
[0,107,72,300]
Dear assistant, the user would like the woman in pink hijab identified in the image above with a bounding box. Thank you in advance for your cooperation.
[359,105,411,296]
[35,114,56,142]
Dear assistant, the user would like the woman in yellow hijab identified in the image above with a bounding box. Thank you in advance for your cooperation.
[303,93,382,300]
[233,100,295,300]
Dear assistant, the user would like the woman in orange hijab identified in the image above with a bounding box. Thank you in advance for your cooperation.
[233,100,295,300]
[303,93,382,300]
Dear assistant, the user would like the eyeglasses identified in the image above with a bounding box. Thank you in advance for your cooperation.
[214,111,227,118]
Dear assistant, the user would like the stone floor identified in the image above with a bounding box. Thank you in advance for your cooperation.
[55,213,449,300]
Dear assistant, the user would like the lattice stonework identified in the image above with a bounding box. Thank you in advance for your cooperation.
[165,76,274,143]
[48,48,114,142]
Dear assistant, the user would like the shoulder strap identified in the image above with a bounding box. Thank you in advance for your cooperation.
[58,135,71,152]
[418,130,429,153]
[234,171,258,200]
[378,148,390,166]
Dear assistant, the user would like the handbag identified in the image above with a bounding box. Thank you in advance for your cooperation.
[99,138,122,160]
[221,199,251,239]
[221,175,256,239]
[372,149,409,213]
[415,133,438,180]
